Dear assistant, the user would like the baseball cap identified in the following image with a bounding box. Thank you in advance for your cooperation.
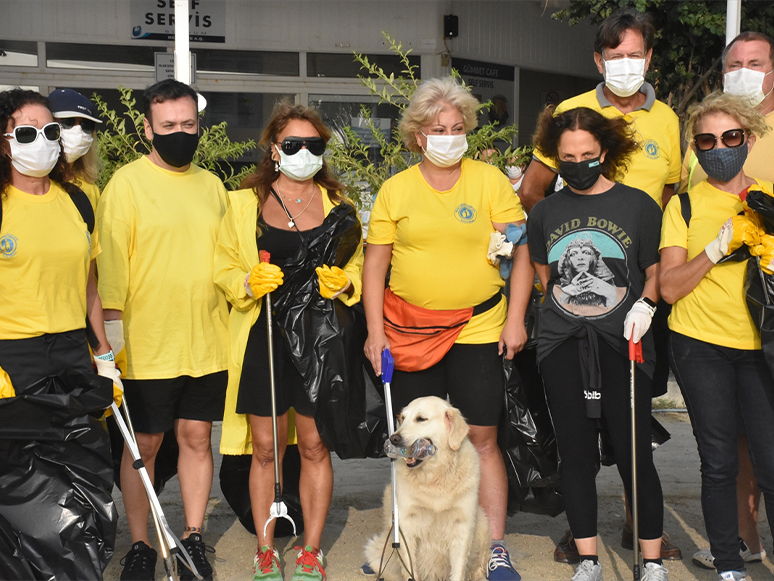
[48,89,102,124]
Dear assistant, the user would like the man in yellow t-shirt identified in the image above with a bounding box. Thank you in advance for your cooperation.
[675,31,774,571]
[520,10,681,212]
[98,79,228,581]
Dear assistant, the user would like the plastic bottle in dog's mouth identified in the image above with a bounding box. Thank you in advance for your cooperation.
[384,438,437,467]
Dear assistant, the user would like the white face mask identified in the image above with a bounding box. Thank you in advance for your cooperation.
[603,58,646,97]
[421,133,468,168]
[8,135,61,178]
[505,165,523,180]
[724,67,774,106]
[275,145,324,182]
[60,125,94,162]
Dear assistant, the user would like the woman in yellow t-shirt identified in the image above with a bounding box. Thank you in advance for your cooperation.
[0,89,119,391]
[660,91,774,580]
[362,77,532,580]
[214,101,363,581]
[48,89,103,211]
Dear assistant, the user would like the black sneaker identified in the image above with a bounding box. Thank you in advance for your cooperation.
[178,533,214,581]
[120,541,157,581]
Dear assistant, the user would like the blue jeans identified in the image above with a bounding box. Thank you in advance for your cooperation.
[669,332,774,573]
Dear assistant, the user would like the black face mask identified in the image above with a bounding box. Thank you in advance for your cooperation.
[152,130,199,168]
[558,157,603,191]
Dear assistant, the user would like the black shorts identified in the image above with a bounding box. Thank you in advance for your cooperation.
[236,309,314,418]
[122,371,228,434]
[0,329,92,393]
[390,342,504,426]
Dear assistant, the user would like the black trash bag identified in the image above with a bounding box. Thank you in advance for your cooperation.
[746,189,774,234]
[499,349,564,517]
[106,417,179,494]
[744,256,774,379]
[598,416,672,467]
[219,446,305,537]
[0,371,117,581]
[270,203,387,459]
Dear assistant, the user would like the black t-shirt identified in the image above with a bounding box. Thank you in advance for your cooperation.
[527,183,662,375]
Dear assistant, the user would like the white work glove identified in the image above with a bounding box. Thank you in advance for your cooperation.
[705,218,733,264]
[487,231,514,267]
[623,298,657,344]
[104,319,125,354]
[94,351,124,408]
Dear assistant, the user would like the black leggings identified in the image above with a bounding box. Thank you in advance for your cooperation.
[540,337,663,540]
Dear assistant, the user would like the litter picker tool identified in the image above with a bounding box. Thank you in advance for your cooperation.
[376,349,415,581]
[259,250,297,539]
[110,396,200,581]
[629,338,644,581]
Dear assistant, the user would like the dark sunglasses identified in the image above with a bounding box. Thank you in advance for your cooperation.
[693,128,748,152]
[3,122,61,144]
[280,137,326,156]
[58,117,97,134]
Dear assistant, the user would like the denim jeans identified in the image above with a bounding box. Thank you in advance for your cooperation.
[669,332,774,573]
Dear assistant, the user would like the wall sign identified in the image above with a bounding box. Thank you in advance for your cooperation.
[131,0,225,43]
[452,57,515,130]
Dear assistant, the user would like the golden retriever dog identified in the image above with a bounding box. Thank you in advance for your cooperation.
[365,396,490,581]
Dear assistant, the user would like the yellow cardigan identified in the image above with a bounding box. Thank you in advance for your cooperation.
[214,186,364,455]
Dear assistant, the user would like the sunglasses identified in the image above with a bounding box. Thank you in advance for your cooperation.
[3,122,61,144]
[58,117,97,134]
[693,128,748,152]
[280,137,326,156]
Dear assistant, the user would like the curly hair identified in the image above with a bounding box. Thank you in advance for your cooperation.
[398,77,480,153]
[240,99,346,222]
[685,91,770,144]
[532,106,639,182]
[0,88,74,202]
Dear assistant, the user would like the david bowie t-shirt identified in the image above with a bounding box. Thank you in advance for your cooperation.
[527,183,662,376]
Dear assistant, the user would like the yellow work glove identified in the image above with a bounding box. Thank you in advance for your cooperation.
[316,265,351,299]
[0,365,15,398]
[94,352,124,415]
[246,262,284,299]
[727,214,763,255]
[753,234,774,275]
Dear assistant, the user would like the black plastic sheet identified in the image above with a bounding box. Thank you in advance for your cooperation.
[270,203,387,459]
[744,257,774,379]
[499,349,564,517]
[747,189,774,234]
[0,371,117,581]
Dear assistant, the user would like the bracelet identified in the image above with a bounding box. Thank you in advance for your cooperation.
[94,350,115,362]
[636,297,657,316]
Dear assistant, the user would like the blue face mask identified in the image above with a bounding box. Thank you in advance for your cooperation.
[695,145,749,183]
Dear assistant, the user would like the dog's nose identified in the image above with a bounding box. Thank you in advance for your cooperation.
[389,433,402,446]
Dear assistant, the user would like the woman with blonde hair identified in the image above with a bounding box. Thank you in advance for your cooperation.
[363,76,532,581]
[48,89,102,210]
[214,100,363,581]
[660,91,774,581]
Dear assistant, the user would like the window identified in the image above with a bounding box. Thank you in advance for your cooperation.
[307,53,420,79]
[193,49,299,76]
[0,40,37,67]
[47,43,159,71]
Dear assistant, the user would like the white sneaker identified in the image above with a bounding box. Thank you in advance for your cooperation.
[641,562,669,581]
[692,540,766,570]
[572,559,603,581]
[719,571,750,581]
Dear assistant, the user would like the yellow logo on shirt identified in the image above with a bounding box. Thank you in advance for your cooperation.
[455,204,477,223]
[0,235,17,258]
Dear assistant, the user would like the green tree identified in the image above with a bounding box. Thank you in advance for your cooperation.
[93,87,256,190]
[552,0,774,118]
[326,33,532,211]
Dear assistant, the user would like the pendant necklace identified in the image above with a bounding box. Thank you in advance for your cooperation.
[274,183,317,228]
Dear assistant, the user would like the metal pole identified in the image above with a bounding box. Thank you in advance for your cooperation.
[174,0,190,84]
[726,0,741,46]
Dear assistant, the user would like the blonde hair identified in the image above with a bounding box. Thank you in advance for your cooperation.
[72,142,100,185]
[399,77,480,153]
[685,91,770,143]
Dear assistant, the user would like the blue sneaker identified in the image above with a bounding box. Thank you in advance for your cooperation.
[487,545,521,581]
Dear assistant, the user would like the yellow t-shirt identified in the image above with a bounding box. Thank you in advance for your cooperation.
[534,83,681,207]
[659,179,773,349]
[367,158,525,343]
[679,110,774,192]
[0,182,100,339]
[97,156,229,379]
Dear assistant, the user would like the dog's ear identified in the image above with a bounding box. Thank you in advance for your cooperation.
[445,407,469,450]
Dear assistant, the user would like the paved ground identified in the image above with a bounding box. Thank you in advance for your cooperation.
[103,410,772,581]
